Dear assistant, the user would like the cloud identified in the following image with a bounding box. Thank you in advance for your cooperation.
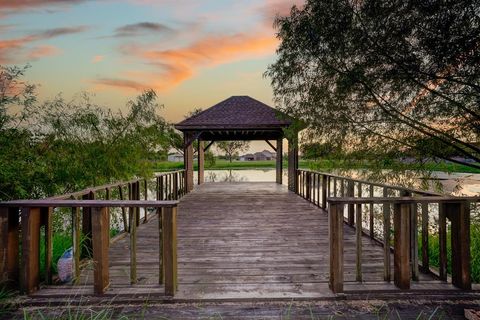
[27,45,61,60]
[0,0,89,14]
[113,22,173,37]
[92,32,278,92]
[0,25,89,63]
[92,55,104,63]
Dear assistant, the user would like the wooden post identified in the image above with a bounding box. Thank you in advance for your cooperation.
[136,181,141,227]
[276,138,283,184]
[333,178,337,197]
[369,185,374,238]
[158,208,164,284]
[129,199,137,285]
[21,207,41,294]
[287,136,298,192]
[447,201,471,290]
[410,202,419,281]
[143,180,148,223]
[329,203,344,293]
[82,191,95,258]
[159,176,164,201]
[173,172,179,200]
[393,202,411,290]
[72,202,81,285]
[198,140,204,185]
[317,174,321,207]
[347,181,354,226]
[356,183,362,282]
[383,187,391,282]
[41,207,53,285]
[184,133,194,192]
[306,172,311,201]
[0,207,19,286]
[421,202,429,272]
[321,175,327,209]
[92,207,110,295]
[119,186,128,232]
[439,203,448,281]
[163,206,178,296]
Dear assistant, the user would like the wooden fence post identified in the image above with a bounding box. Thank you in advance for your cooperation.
[347,181,354,226]
[41,207,53,284]
[82,191,95,258]
[306,172,311,201]
[447,201,471,290]
[92,206,110,295]
[356,183,362,282]
[21,207,41,294]
[369,185,374,238]
[421,202,429,273]
[329,202,344,293]
[383,187,391,282]
[173,172,179,200]
[163,206,178,296]
[321,175,327,209]
[0,207,19,286]
[72,200,81,285]
[439,203,448,281]
[393,202,411,290]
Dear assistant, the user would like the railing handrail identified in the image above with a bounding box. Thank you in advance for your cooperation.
[297,168,444,197]
[327,196,479,204]
[0,199,179,208]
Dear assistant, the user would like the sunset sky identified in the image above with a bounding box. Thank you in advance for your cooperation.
[0,0,303,153]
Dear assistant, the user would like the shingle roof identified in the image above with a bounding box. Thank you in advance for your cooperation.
[175,96,291,130]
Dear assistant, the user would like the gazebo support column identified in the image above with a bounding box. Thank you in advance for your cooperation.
[288,135,298,192]
[198,140,204,185]
[184,133,194,192]
[276,138,283,184]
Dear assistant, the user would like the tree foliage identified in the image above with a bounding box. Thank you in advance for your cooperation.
[0,65,174,200]
[216,141,250,162]
[267,0,480,171]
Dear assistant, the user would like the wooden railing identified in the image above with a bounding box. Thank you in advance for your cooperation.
[296,169,476,293]
[0,170,186,296]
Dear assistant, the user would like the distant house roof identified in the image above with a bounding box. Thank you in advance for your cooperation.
[175,96,291,131]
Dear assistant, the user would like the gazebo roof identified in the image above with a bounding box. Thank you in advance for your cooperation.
[175,96,291,131]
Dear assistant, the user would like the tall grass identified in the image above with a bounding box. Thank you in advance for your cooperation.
[421,223,480,283]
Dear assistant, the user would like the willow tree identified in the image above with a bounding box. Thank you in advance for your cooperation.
[267,0,480,171]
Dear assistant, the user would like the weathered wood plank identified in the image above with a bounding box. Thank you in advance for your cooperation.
[21,207,41,294]
[163,206,178,296]
[0,207,19,286]
[329,203,344,293]
[92,207,110,295]
[393,203,410,290]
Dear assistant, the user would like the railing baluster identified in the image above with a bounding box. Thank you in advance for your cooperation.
[163,205,178,296]
[333,178,337,197]
[119,185,128,232]
[356,182,362,282]
[393,202,411,290]
[347,180,354,226]
[329,202,344,293]
[306,172,311,201]
[448,201,471,290]
[369,185,374,238]
[21,207,41,294]
[421,202,429,273]
[92,206,110,295]
[43,207,53,285]
[72,199,81,285]
[411,201,419,281]
[144,179,148,223]
[439,203,448,281]
[0,207,19,287]
[383,187,391,282]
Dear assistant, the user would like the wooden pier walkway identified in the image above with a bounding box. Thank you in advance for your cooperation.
[30,182,454,302]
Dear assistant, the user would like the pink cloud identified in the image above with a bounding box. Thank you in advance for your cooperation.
[27,44,61,60]
[0,0,88,14]
[93,32,278,92]
[92,55,104,63]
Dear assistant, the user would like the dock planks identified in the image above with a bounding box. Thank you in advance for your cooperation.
[31,182,457,302]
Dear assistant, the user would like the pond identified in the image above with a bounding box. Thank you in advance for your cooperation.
[193,169,480,196]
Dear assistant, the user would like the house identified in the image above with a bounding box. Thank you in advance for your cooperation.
[168,153,184,162]
[239,150,276,161]
[239,153,255,161]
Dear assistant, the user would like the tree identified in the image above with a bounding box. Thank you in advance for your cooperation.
[0,65,173,200]
[267,0,480,171]
[301,142,339,160]
[216,141,250,162]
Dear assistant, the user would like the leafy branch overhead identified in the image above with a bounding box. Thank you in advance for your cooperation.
[267,0,480,170]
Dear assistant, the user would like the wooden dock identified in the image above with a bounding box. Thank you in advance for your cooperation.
[29,182,459,303]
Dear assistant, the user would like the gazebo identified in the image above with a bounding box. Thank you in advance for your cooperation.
[174,96,299,192]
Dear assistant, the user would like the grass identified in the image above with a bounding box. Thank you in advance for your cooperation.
[422,223,480,283]
[154,159,480,173]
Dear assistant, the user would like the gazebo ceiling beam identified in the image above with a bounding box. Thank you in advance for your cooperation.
[204,140,215,152]
[265,140,277,152]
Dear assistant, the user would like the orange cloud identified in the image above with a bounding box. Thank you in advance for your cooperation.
[0,26,87,63]
[27,45,61,60]
[0,0,87,14]
[92,55,104,63]
[92,32,278,92]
